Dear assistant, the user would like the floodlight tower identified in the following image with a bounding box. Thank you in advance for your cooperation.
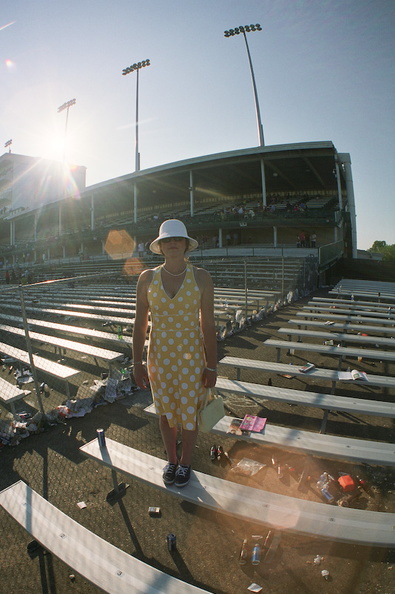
[4,139,12,153]
[57,98,76,162]
[224,24,264,146]
[122,59,151,172]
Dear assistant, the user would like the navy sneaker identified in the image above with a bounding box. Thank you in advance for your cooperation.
[163,463,178,485]
[174,464,191,487]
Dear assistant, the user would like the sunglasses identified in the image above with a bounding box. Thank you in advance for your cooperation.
[161,237,185,243]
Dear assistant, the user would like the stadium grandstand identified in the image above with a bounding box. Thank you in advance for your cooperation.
[0,140,356,286]
[1,142,395,594]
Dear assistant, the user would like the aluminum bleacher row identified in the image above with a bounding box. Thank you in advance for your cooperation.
[0,282,282,415]
[1,278,395,591]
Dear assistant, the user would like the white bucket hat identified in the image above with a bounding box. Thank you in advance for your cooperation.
[149,219,198,254]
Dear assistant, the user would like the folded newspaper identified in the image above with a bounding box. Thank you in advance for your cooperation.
[338,369,368,381]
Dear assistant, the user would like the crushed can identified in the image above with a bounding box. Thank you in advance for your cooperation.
[251,543,261,565]
[320,487,335,503]
[167,533,176,551]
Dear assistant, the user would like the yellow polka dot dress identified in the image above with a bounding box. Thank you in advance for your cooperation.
[147,264,208,430]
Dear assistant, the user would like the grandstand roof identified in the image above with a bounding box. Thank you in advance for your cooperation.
[84,141,346,208]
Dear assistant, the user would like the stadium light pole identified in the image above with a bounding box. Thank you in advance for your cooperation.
[5,139,12,153]
[224,24,264,147]
[57,98,76,241]
[57,98,76,163]
[122,59,151,172]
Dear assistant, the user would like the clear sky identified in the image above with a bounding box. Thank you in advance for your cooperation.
[1,0,394,250]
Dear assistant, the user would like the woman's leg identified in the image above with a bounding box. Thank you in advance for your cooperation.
[159,415,178,463]
[179,426,199,466]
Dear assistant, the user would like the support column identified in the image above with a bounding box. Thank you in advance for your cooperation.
[189,170,194,217]
[335,158,343,210]
[34,213,37,241]
[58,203,62,236]
[260,159,267,208]
[133,183,138,224]
[91,194,95,231]
[339,153,357,259]
[218,228,223,248]
[273,226,277,248]
[10,221,15,245]
[101,240,105,255]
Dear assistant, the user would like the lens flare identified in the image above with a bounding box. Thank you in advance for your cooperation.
[104,229,135,260]
[123,258,144,277]
[0,21,16,32]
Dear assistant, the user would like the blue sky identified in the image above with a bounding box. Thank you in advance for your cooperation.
[1,0,394,250]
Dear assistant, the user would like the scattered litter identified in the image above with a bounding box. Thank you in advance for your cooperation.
[321,569,330,580]
[231,458,266,477]
[247,583,263,593]
[77,501,87,509]
[314,554,323,565]
[0,370,138,447]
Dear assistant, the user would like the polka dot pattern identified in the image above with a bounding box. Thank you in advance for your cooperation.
[147,265,208,429]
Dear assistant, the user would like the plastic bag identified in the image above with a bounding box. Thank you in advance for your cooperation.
[231,458,266,477]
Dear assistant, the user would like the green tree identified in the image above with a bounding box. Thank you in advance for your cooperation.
[368,241,395,261]
[369,240,387,252]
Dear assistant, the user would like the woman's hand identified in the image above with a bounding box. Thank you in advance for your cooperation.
[202,367,217,388]
[133,364,149,389]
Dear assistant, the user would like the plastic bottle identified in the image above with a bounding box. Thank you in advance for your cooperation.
[316,472,329,489]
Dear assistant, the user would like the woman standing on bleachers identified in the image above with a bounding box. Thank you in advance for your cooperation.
[132,219,217,488]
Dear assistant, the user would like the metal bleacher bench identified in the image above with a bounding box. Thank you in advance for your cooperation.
[277,327,395,349]
[263,338,395,364]
[143,403,395,467]
[0,313,133,346]
[311,296,394,310]
[0,301,132,327]
[0,324,124,370]
[78,438,395,547]
[0,481,207,594]
[0,294,136,320]
[215,376,394,434]
[0,341,79,397]
[0,377,31,417]
[218,355,395,392]
[288,318,395,336]
[295,311,395,327]
[329,289,395,303]
[302,305,394,320]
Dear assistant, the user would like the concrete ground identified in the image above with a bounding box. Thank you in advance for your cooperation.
[0,288,394,594]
